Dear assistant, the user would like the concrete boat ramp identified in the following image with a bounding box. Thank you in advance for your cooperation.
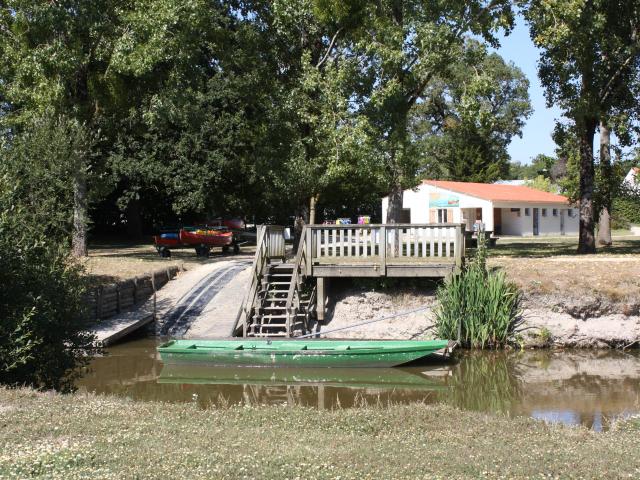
[93,259,251,345]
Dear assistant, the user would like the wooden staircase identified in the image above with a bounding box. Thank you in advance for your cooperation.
[235,225,316,338]
[257,264,295,336]
[246,264,314,337]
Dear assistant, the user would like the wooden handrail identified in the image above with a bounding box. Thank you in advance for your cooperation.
[285,225,309,336]
[234,225,285,336]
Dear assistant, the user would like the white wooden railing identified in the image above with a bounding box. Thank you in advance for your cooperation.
[304,224,465,272]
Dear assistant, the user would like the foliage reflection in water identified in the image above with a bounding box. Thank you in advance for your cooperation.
[76,339,640,431]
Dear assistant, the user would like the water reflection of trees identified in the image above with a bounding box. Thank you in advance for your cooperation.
[441,352,524,414]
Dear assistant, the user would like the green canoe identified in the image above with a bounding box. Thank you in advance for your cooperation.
[157,339,453,368]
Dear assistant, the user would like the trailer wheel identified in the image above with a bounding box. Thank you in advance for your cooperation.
[160,248,171,258]
[222,245,230,254]
[233,243,240,254]
[195,246,210,257]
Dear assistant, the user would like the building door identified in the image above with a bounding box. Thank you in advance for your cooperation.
[560,209,565,235]
[493,208,502,235]
[533,208,539,236]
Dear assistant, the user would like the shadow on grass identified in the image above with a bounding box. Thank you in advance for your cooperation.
[487,237,640,258]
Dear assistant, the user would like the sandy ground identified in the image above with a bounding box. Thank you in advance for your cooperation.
[320,286,640,348]
[321,288,437,339]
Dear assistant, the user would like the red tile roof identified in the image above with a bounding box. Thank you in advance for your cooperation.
[423,180,569,204]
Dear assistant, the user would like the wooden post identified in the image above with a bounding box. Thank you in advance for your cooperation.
[380,226,387,275]
[306,227,313,277]
[316,277,327,323]
[150,272,157,320]
[132,277,138,304]
[96,286,103,320]
[455,223,465,271]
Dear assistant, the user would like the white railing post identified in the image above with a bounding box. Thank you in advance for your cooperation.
[380,225,387,274]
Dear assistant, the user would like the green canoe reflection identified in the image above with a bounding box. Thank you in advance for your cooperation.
[158,363,447,390]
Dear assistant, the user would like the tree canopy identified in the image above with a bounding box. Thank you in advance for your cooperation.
[1,0,532,242]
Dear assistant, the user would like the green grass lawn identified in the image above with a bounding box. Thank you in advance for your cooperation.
[488,234,640,257]
[1,388,639,479]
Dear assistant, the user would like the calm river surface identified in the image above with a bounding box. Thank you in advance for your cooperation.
[77,338,640,431]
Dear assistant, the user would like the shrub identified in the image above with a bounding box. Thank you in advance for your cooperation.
[612,196,640,229]
[435,234,521,348]
[0,122,97,391]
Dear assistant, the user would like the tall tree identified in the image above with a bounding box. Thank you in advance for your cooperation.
[354,0,514,223]
[415,42,531,182]
[264,0,377,227]
[0,1,126,256]
[523,0,640,253]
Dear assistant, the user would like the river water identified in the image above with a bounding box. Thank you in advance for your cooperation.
[77,338,640,431]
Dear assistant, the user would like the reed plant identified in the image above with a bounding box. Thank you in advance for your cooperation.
[435,232,521,348]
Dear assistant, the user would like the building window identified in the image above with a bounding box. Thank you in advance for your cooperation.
[568,208,577,218]
[552,208,558,216]
[542,208,547,217]
[437,209,447,222]
[524,208,531,216]
[510,208,521,217]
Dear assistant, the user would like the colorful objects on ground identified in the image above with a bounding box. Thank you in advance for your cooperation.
[153,225,237,257]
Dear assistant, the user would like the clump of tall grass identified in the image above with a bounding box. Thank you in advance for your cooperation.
[435,233,521,348]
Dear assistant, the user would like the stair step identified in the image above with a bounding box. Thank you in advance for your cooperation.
[253,314,305,320]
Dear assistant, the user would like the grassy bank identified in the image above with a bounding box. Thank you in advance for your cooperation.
[1,389,638,479]
[83,243,255,286]
[487,235,640,300]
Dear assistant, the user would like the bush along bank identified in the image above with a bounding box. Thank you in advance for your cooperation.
[435,233,522,349]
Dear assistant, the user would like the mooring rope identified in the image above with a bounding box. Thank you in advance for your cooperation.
[295,305,433,339]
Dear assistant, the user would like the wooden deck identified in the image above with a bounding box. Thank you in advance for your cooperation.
[235,223,466,337]
[304,224,464,278]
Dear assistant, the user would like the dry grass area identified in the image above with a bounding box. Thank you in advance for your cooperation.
[488,236,640,300]
[82,243,255,286]
[1,388,639,479]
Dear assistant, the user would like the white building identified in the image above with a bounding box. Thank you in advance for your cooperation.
[382,180,579,236]
[623,167,639,193]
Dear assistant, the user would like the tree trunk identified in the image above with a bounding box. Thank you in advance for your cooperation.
[293,204,308,254]
[126,198,143,240]
[309,194,319,225]
[577,118,597,254]
[596,120,612,247]
[386,181,403,223]
[72,162,88,257]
